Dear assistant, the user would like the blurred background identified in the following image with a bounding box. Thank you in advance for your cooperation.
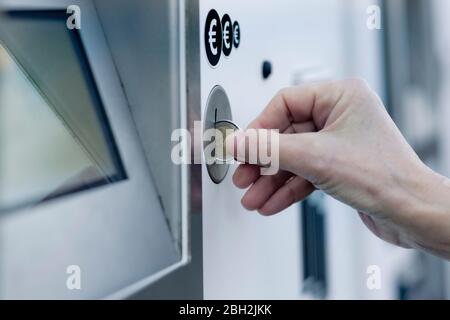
[293,0,450,300]
[342,0,450,299]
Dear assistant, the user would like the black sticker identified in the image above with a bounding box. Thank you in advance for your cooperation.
[204,9,222,67]
[233,21,241,49]
[221,14,233,57]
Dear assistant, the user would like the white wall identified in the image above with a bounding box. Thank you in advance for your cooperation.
[200,0,348,299]
[200,0,425,300]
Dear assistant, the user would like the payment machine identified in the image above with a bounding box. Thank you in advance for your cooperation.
[0,0,446,299]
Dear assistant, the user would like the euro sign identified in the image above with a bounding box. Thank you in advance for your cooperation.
[208,19,218,55]
[223,21,231,49]
[234,25,240,46]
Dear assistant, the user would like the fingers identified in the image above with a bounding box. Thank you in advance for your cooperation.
[226,129,323,179]
[241,171,293,211]
[248,81,347,131]
[226,129,278,166]
[229,131,321,216]
[291,121,317,134]
[258,177,315,216]
[228,79,374,217]
[233,164,260,189]
[278,132,323,178]
[230,121,317,190]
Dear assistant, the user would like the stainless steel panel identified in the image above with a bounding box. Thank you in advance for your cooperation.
[94,0,185,250]
[0,0,184,299]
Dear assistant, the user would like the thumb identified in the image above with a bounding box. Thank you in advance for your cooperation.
[225,129,321,177]
[277,132,324,179]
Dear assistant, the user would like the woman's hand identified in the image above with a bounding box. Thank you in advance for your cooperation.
[227,79,450,259]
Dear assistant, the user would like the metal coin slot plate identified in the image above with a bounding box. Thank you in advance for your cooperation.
[203,86,233,184]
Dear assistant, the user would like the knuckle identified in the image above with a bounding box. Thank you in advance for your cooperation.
[277,87,291,96]
[343,77,370,91]
[274,87,292,105]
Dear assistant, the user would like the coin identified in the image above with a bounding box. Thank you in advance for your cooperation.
[214,120,240,163]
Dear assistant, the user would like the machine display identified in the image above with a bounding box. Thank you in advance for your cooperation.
[0,1,186,299]
[0,10,125,212]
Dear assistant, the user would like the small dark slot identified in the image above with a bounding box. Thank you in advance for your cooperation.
[301,193,327,298]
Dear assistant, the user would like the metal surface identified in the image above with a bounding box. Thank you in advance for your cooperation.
[214,120,240,162]
[185,0,203,218]
[0,0,184,299]
[94,0,185,254]
[203,85,233,184]
[130,0,204,300]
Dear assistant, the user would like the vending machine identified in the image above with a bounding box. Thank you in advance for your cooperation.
[1,0,444,300]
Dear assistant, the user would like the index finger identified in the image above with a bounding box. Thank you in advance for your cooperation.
[248,81,344,131]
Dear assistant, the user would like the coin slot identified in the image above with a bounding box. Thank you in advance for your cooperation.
[203,86,233,184]
[214,120,240,163]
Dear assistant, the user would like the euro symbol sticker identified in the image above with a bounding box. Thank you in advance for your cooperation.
[209,20,218,55]
[222,14,232,56]
[233,21,241,49]
[205,9,222,67]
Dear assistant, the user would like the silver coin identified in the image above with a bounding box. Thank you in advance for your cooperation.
[214,120,240,163]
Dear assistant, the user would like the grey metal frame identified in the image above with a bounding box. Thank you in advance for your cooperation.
[129,0,204,300]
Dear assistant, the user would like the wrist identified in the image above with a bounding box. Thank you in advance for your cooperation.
[388,163,450,257]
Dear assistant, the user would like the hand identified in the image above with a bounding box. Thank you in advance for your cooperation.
[227,79,450,256]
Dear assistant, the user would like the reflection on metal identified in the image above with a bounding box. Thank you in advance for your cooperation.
[121,0,204,300]
[0,12,125,212]
[93,0,189,255]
